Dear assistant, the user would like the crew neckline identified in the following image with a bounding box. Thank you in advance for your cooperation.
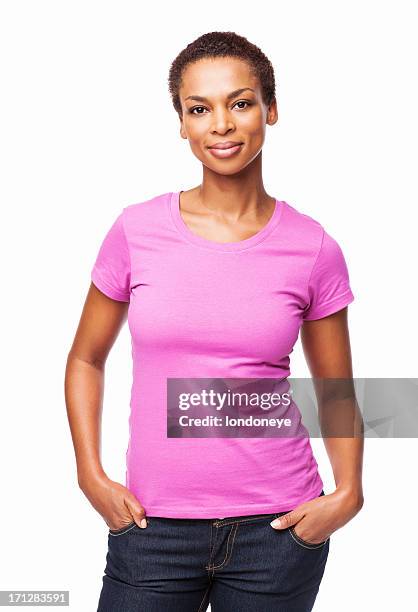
[169,190,284,252]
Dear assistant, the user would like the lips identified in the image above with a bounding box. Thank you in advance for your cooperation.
[207,143,243,159]
[208,141,243,149]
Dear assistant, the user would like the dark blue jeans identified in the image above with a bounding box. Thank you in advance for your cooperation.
[97,491,329,611]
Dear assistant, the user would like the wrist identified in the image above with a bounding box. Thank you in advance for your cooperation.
[334,484,364,510]
[78,468,108,492]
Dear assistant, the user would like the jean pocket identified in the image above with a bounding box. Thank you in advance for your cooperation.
[288,526,329,549]
[108,521,137,536]
[280,489,328,549]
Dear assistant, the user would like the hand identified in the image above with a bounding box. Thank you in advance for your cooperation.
[79,474,148,530]
[270,489,364,544]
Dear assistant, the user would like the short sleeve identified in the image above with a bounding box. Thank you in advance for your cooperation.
[90,211,131,302]
[302,229,354,321]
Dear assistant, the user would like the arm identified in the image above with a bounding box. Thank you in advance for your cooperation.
[65,282,127,487]
[271,306,364,541]
[64,282,148,529]
[301,306,364,510]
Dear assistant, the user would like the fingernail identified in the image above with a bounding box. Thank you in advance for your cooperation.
[270,519,281,528]
[140,518,147,528]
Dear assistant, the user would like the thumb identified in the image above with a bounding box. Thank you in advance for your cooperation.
[125,498,148,529]
[270,510,301,530]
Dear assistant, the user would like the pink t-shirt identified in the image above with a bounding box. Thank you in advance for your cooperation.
[90,191,354,518]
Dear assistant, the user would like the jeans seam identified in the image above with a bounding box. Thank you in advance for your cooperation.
[288,526,329,549]
[108,523,137,537]
[205,523,213,575]
[197,579,212,612]
[205,526,219,575]
[210,523,238,570]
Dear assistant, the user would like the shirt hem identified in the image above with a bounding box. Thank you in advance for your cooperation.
[91,269,130,302]
[303,289,354,321]
[142,485,325,519]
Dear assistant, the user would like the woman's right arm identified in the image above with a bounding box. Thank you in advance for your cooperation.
[64,282,148,529]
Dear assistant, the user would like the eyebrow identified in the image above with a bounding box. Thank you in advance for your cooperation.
[184,87,255,103]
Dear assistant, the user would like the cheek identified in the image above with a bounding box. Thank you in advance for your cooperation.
[182,123,206,156]
[189,140,208,162]
[238,115,265,141]
[187,129,209,154]
[246,119,266,137]
[184,119,206,140]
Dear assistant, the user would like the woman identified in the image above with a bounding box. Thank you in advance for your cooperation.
[65,31,364,611]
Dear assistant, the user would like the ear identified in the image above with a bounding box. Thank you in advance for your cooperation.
[179,117,187,140]
[267,98,279,126]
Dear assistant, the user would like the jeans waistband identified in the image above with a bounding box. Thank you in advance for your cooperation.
[211,490,325,527]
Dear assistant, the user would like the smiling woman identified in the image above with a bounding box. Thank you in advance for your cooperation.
[65,30,363,612]
[172,44,277,187]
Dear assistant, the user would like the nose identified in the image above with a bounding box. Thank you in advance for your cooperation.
[210,109,234,134]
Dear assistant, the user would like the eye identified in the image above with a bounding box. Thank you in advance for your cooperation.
[189,106,207,115]
[188,100,253,115]
[234,100,252,110]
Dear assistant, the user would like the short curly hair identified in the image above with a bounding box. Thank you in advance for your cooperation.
[168,31,276,119]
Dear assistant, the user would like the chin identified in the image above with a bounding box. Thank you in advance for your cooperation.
[203,161,247,176]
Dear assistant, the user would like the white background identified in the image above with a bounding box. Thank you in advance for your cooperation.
[1,1,417,610]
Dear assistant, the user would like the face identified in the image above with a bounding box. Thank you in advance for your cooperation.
[179,57,278,174]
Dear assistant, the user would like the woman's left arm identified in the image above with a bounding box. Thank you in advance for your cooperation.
[271,306,364,541]
[302,305,364,507]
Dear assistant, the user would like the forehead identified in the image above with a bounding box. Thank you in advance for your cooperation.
[180,57,259,98]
